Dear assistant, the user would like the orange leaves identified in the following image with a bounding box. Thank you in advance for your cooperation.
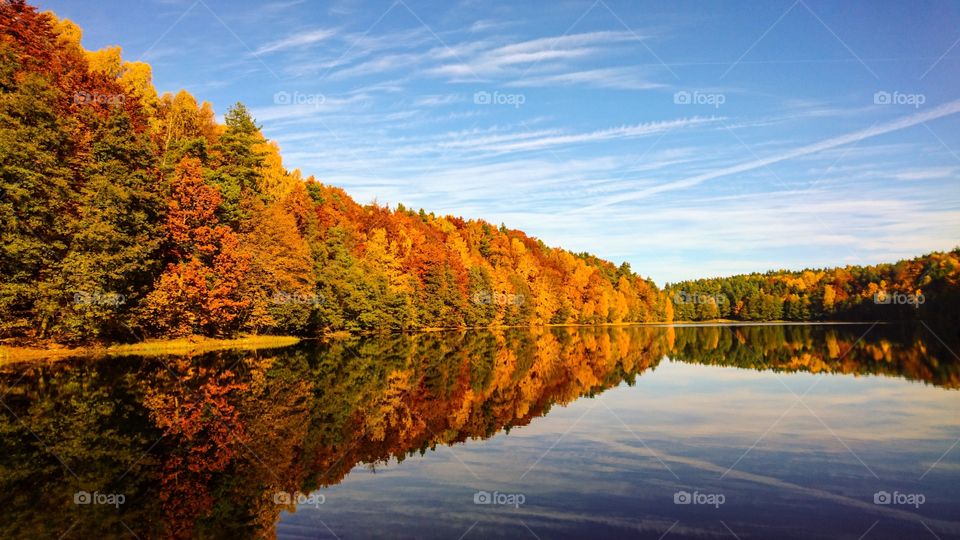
[143,364,250,537]
[204,238,252,332]
[140,260,207,336]
[143,252,252,337]
[165,157,223,257]
[142,157,253,336]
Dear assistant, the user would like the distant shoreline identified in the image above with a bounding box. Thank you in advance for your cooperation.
[401,320,885,333]
[0,320,893,366]
[636,320,882,327]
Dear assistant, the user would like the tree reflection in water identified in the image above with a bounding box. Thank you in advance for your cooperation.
[0,324,956,538]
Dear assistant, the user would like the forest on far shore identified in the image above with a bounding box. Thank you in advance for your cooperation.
[666,250,959,328]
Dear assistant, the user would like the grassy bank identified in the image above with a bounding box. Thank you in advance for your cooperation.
[0,335,301,366]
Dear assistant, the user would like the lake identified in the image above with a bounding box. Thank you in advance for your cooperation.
[1,324,959,539]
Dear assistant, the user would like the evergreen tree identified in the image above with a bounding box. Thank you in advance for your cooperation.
[209,103,265,225]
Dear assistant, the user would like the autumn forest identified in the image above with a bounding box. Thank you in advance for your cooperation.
[1,1,958,347]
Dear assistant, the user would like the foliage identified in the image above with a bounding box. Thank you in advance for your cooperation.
[666,249,960,331]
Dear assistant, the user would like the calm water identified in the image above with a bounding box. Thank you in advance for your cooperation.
[1,324,959,539]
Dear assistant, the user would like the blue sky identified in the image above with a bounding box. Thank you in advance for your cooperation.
[37,0,960,284]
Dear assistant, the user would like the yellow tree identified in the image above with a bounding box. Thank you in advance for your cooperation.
[241,202,316,332]
[119,61,160,117]
[86,45,123,78]
[255,140,296,201]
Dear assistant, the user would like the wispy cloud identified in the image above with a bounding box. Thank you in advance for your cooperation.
[251,93,368,122]
[480,117,719,154]
[326,52,423,80]
[893,166,957,181]
[578,99,960,212]
[411,94,463,107]
[254,27,338,55]
[284,28,441,77]
[426,30,641,80]
[507,67,665,90]
[300,116,719,160]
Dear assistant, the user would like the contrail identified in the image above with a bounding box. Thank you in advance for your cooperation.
[575,98,960,213]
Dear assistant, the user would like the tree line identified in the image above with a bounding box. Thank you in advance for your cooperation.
[666,249,959,329]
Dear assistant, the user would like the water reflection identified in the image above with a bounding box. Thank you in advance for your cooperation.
[0,324,958,538]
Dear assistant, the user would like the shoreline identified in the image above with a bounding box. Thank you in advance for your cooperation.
[371,319,885,335]
[0,335,301,366]
[1,320,892,365]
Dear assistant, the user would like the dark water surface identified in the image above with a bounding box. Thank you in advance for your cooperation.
[1,324,959,539]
